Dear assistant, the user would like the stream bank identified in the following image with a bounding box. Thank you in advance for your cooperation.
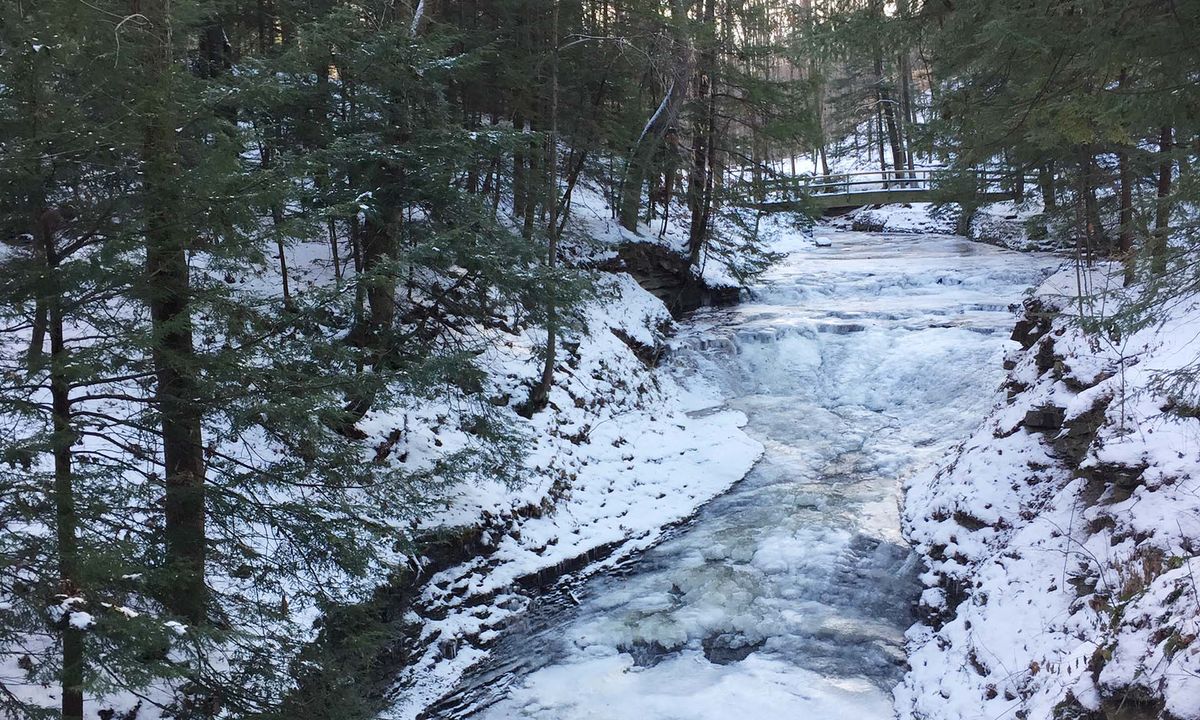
[899,265,1200,720]
[421,229,1057,719]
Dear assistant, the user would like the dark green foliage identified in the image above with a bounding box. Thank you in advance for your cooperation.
[0,0,579,716]
[0,0,822,716]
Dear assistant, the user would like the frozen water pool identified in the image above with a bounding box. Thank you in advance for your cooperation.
[428,230,1057,719]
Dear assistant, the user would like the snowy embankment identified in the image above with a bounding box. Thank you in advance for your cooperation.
[830,202,958,235]
[899,266,1200,720]
[375,188,763,718]
[830,200,1068,252]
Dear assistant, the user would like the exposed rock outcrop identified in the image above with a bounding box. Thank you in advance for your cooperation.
[602,241,740,316]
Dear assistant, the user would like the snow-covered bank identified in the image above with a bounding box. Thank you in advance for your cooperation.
[414,229,1056,719]
[900,266,1200,720]
[0,174,761,719]
[830,202,958,235]
[829,200,1076,253]
[377,219,764,717]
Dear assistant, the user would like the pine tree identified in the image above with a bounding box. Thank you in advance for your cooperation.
[0,5,197,715]
[917,0,1199,278]
[0,0,833,714]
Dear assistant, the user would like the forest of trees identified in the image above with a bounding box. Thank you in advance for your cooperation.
[0,0,811,717]
[810,0,1200,289]
[1,0,1197,718]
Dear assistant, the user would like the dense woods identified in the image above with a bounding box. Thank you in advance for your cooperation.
[0,0,810,717]
[810,0,1200,290]
[1,0,1198,718]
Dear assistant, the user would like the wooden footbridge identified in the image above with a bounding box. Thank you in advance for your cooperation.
[747,167,1029,212]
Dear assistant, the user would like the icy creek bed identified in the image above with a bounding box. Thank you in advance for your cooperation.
[430,230,1058,719]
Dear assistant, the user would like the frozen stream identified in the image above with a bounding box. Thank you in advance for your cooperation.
[429,229,1057,719]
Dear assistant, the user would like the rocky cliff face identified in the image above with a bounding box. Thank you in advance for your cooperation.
[898,267,1200,720]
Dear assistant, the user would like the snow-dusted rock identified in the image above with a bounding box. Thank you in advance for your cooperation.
[899,265,1200,720]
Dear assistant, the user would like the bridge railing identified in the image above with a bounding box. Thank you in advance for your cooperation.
[751,166,1035,203]
[805,168,939,194]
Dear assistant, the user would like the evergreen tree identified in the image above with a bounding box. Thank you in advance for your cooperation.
[0,0,829,715]
[917,0,1199,277]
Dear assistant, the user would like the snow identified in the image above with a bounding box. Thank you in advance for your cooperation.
[423,229,1058,719]
[12,111,1181,720]
[376,182,826,718]
[368,178,790,717]
[99,603,141,619]
[488,652,894,720]
[830,202,959,235]
[1,153,787,719]
[383,270,763,718]
[967,200,1055,251]
[825,198,1066,252]
[900,262,1200,720]
[68,612,95,630]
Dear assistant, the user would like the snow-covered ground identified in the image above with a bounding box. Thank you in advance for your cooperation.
[412,229,1057,718]
[377,184,767,718]
[829,202,960,235]
[0,174,766,718]
[827,200,1064,252]
[900,264,1200,720]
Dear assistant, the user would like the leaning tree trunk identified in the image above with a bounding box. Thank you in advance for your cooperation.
[618,0,692,232]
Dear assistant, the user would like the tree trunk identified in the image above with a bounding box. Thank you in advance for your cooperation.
[618,0,692,231]
[1150,125,1173,275]
[1080,150,1105,260]
[875,103,887,176]
[513,112,529,222]
[1039,162,1056,209]
[197,19,231,80]
[1118,145,1134,284]
[45,216,83,720]
[143,0,207,624]
[327,218,342,279]
[522,120,540,240]
[340,212,399,429]
[1117,70,1134,284]
[28,297,47,365]
[687,0,717,268]
[875,55,904,184]
[896,0,917,174]
[525,2,562,415]
[899,53,916,174]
